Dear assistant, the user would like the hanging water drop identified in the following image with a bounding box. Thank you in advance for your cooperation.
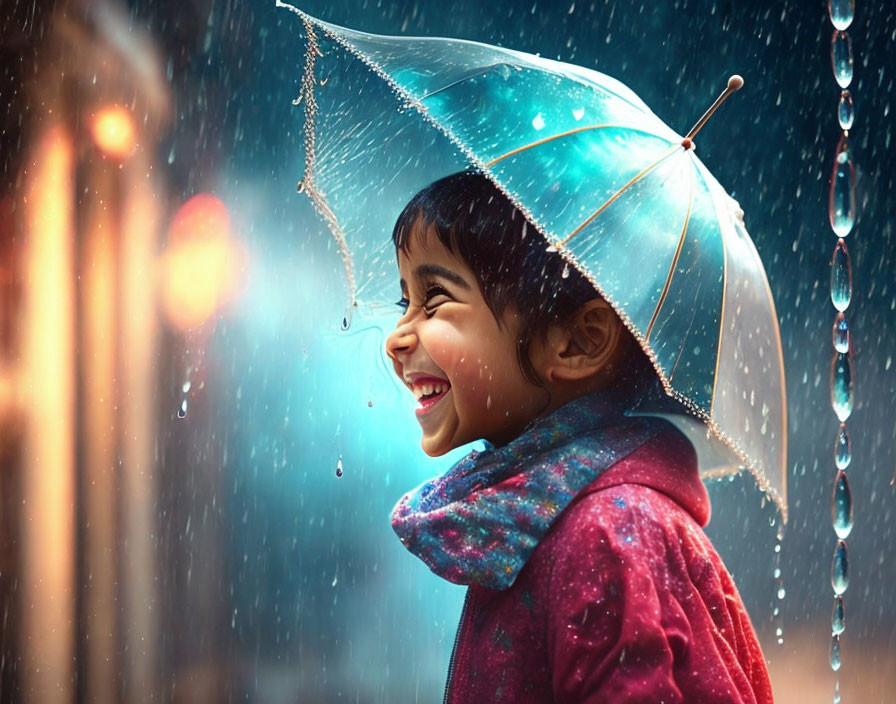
[828,0,854,30]
[335,455,343,478]
[830,633,842,671]
[833,680,841,704]
[831,595,845,635]
[831,539,849,595]
[832,312,849,353]
[832,470,853,539]
[828,134,855,237]
[835,422,851,469]
[177,399,187,418]
[561,262,570,279]
[831,30,853,89]
[837,90,854,130]
[182,380,192,393]
[830,239,852,311]
[830,351,854,422]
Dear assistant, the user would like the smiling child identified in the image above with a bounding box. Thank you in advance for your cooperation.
[386,171,773,703]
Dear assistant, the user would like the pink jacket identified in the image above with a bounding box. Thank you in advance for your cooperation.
[443,426,774,703]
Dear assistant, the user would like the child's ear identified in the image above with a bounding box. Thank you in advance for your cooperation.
[541,298,622,384]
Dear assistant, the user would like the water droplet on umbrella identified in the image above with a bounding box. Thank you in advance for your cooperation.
[545,244,558,253]
[178,399,187,418]
[831,30,853,89]
[828,0,854,30]
[336,455,343,477]
[832,312,849,353]
[831,595,845,635]
[561,263,570,278]
[830,240,852,311]
[837,90,854,130]
[831,539,849,595]
[835,423,851,469]
[830,351,853,422]
[830,633,842,671]
[828,135,855,237]
[832,470,853,539]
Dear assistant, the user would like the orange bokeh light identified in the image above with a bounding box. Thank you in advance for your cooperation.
[90,105,137,159]
[158,194,246,330]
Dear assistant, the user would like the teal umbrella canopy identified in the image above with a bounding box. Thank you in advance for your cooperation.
[279,3,788,520]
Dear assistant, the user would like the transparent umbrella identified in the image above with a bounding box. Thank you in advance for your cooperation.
[278,2,788,520]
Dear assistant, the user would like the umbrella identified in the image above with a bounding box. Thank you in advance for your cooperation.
[277,2,788,521]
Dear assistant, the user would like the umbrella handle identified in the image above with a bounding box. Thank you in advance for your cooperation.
[684,75,744,144]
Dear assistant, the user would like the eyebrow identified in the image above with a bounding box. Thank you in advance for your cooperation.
[400,264,471,290]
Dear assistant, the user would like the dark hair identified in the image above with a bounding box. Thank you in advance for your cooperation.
[392,170,654,392]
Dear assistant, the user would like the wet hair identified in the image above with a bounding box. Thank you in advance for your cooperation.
[391,170,655,392]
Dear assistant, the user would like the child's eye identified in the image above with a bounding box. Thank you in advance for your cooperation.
[422,285,451,315]
[395,297,410,313]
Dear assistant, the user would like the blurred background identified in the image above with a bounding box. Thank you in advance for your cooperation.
[0,0,894,701]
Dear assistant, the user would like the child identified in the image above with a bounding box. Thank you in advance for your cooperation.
[386,171,773,703]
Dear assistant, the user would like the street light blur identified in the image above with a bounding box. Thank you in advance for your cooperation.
[89,104,137,160]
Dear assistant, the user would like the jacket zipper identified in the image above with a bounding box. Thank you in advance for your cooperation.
[442,587,472,704]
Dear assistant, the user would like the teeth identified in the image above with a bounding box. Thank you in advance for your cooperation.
[412,380,449,401]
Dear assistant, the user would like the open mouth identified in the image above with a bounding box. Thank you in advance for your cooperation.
[412,378,451,416]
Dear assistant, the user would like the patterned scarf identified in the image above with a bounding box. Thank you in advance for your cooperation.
[389,389,669,590]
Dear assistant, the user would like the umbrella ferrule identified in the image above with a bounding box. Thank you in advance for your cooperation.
[684,74,744,140]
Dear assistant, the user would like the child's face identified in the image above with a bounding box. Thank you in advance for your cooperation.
[385,222,547,456]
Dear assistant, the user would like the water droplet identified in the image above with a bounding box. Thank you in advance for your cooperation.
[335,455,343,478]
[545,244,558,253]
[182,380,192,393]
[367,400,373,408]
[828,135,855,237]
[830,239,852,311]
[831,539,849,595]
[830,633,842,671]
[835,423,852,469]
[837,90,854,130]
[832,470,853,539]
[828,0,854,30]
[177,399,187,418]
[831,30,853,89]
[832,312,850,353]
[833,680,841,704]
[830,351,854,422]
[777,587,786,600]
[831,595,845,635]
[561,262,570,279]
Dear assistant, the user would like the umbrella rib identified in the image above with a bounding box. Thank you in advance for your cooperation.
[560,144,682,247]
[645,158,695,342]
[485,123,654,167]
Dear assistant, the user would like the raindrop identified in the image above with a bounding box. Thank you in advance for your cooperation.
[830,351,854,422]
[831,31,853,89]
[177,399,187,418]
[336,455,343,478]
[830,239,852,311]
[831,595,845,635]
[832,312,849,353]
[835,422,852,469]
[831,539,849,595]
[832,470,853,539]
[561,262,570,279]
[837,90,854,130]
[828,134,855,237]
[367,400,373,408]
[828,0,854,31]
[830,633,842,671]
[833,680,841,704]
[182,380,192,393]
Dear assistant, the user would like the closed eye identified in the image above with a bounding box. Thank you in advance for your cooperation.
[395,296,410,313]
[422,285,452,314]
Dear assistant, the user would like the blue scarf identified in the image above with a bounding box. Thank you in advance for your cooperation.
[389,389,669,590]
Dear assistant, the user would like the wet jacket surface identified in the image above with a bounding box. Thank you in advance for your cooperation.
[442,426,773,703]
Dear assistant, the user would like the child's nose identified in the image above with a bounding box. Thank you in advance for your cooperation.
[385,325,417,361]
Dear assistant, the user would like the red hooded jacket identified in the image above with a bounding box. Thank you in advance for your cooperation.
[443,425,774,703]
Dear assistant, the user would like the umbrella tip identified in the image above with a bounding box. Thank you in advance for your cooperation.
[684,74,745,141]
